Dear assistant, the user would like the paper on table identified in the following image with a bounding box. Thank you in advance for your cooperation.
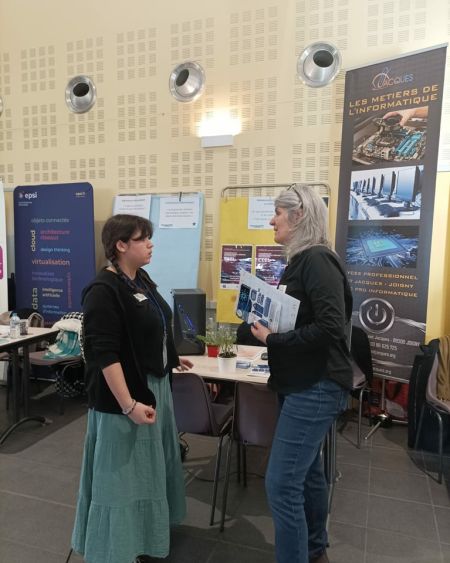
[237,346,266,361]
[235,270,299,332]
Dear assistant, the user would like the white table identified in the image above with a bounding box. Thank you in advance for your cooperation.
[0,326,59,445]
[185,345,269,385]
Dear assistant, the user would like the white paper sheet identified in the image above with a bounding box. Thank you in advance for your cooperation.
[248,197,275,229]
[113,194,152,219]
[159,195,200,229]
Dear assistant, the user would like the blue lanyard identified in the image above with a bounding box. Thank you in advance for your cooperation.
[134,275,167,335]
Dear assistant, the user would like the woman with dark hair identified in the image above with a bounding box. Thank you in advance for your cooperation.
[250,185,353,563]
[71,214,192,563]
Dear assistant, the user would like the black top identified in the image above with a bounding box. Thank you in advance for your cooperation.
[82,268,179,414]
[266,245,353,394]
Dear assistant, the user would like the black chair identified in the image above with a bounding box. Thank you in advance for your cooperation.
[220,381,279,531]
[28,312,84,414]
[171,371,233,526]
[350,326,373,448]
[414,352,450,484]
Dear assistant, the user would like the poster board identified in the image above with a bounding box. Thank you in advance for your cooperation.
[113,192,204,307]
[14,183,96,325]
[334,45,447,382]
[217,196,281,323]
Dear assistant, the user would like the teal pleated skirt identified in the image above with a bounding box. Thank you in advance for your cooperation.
[71,374,186,563]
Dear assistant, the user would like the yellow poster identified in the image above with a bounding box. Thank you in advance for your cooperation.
[216,197,277,323]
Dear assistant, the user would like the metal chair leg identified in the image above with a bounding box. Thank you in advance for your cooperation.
[220,434,234,532]
[243,443,247,487]
[357,386,365,449]
[414,404,426,450]
[434,409,444,484]
[210,432,226,526]
[236,441,241,483]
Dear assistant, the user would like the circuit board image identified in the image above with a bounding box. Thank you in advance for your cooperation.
[346,227,418,268]
[353,114,426,165]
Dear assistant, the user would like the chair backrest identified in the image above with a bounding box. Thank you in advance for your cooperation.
[426,355,439,402]
[234,382,279,447]
[407,338,439,448]
[14,309,45,352]
[172,372,218,435]
[425,355,450,414]
[27,312,44,328]
[350,326,373,385]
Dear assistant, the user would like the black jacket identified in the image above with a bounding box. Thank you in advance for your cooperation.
[266,245,353,394]
[82,269,179,414]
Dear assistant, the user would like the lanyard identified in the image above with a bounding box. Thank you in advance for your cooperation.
[122,271,168,369]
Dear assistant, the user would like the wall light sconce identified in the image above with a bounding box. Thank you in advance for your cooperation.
[198,110,241,148]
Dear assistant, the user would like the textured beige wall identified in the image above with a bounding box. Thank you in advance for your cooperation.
[0,0,449,315]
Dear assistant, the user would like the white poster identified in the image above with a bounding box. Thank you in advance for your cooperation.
[0,180,8,313]
[159,195,200,229]
[248,197,274,229]
[113,194,152,219]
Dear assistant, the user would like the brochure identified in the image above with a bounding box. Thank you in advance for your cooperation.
[235,270,300,333]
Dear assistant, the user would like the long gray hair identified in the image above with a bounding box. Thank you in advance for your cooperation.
[275,183,330,260]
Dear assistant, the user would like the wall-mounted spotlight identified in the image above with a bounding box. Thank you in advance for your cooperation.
[65,75,97,114]
[0,96,3,117]
[169,61,205,103]
[297,42,341,88]
[198,110,241,148]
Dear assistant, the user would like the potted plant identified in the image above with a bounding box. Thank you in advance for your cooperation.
[216,326,237,372]
[196,327,220,357]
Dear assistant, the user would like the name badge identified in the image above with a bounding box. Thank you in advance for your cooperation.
[134,293,148,302]
[278,284,287,293]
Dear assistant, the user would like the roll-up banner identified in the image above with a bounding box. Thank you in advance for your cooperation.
[0,180,7,313]
[335,45,447,383]
[14,183,96,325]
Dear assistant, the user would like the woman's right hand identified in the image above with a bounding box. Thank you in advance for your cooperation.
[128,402,156,425]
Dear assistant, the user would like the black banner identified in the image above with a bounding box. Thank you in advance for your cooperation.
[335,46,446,382]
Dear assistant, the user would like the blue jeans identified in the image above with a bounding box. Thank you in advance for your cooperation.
[265,379,349,563]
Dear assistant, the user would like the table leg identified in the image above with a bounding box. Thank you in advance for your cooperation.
[10,348,20,424]
[22,345,30,417]
[0,343,51,446]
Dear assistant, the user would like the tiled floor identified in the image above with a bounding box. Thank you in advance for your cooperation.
[0,384,449,563]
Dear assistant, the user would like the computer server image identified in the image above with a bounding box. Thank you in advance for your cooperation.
[172,289,206,355]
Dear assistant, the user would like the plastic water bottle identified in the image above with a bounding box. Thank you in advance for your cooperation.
[9,313,20,339]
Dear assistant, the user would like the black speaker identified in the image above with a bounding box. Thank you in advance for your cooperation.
[172,289,206,355]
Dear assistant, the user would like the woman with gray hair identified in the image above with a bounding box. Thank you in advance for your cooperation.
[250,184,353,563]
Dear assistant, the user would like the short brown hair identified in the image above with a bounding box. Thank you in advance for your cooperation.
[101,214,153,262]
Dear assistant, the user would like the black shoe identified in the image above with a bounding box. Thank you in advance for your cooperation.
[310,551,330,563]
[179,441,188,461]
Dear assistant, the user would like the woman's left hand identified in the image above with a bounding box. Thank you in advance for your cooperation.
[250,321,272,344]
[176,357,194,371]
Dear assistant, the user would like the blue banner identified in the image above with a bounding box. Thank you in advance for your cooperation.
[14,183,95,325]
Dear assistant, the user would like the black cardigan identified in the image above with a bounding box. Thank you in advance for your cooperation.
[266,245,353,394]
[82,269,179,414]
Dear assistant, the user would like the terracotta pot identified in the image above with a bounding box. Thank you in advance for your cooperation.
[207,345,219,358]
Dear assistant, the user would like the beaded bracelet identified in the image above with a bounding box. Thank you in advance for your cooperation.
[122,399,136,416]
